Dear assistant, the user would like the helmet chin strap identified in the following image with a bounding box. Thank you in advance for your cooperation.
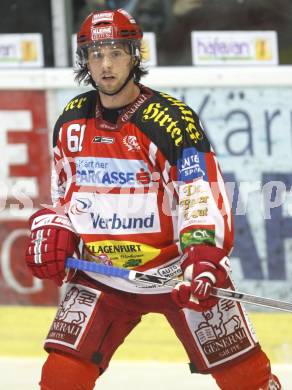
[92,67,136,96]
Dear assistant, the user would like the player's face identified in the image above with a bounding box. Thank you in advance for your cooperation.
[87,43,134,95]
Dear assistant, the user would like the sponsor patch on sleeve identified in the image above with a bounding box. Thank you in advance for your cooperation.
[180,227,215,250]
[177,148,208,182]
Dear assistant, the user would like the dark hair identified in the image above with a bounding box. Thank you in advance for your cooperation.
[74,60,148,88]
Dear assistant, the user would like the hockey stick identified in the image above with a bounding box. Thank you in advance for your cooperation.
[66,257,292,312]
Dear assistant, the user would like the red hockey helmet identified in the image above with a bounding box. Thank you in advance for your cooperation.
[76,8,143,66]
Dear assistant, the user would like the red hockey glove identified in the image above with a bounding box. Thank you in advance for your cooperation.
[25,208,79,286]
[171,245,230,312]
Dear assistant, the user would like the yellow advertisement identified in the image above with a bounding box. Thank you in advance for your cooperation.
[85,240,161,268]
[21,40,38,61]
[255,39,272,61]
[141,32,157,66]
[0,33,43,67]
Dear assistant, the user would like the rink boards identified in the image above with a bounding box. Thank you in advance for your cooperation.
[1,306,292,362]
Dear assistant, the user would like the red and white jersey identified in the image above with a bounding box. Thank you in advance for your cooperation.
[52,85,233,293]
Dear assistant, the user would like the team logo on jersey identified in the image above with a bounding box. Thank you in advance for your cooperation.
[123,135,141,151]
[92,136,114,144]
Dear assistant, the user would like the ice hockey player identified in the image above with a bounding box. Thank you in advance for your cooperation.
[25,8,281,390]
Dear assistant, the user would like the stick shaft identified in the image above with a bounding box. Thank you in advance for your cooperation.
[66,258,292,312]
[211,287,292,312]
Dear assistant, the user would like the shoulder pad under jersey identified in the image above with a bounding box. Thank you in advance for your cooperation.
[53,90,97,147]
[133,89,210,165]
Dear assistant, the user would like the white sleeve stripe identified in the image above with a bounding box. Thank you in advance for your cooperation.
[215,158,232,230]
[33,230,44,264]
[63,153,73,198]
[149,142,157,166]
[53,145,62,158]
[162,160,171,184]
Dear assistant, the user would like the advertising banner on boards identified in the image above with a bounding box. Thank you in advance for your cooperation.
[191,31,278,66]
[0,33,44,68]
[0,84,292,305]
[0,91,58,305]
